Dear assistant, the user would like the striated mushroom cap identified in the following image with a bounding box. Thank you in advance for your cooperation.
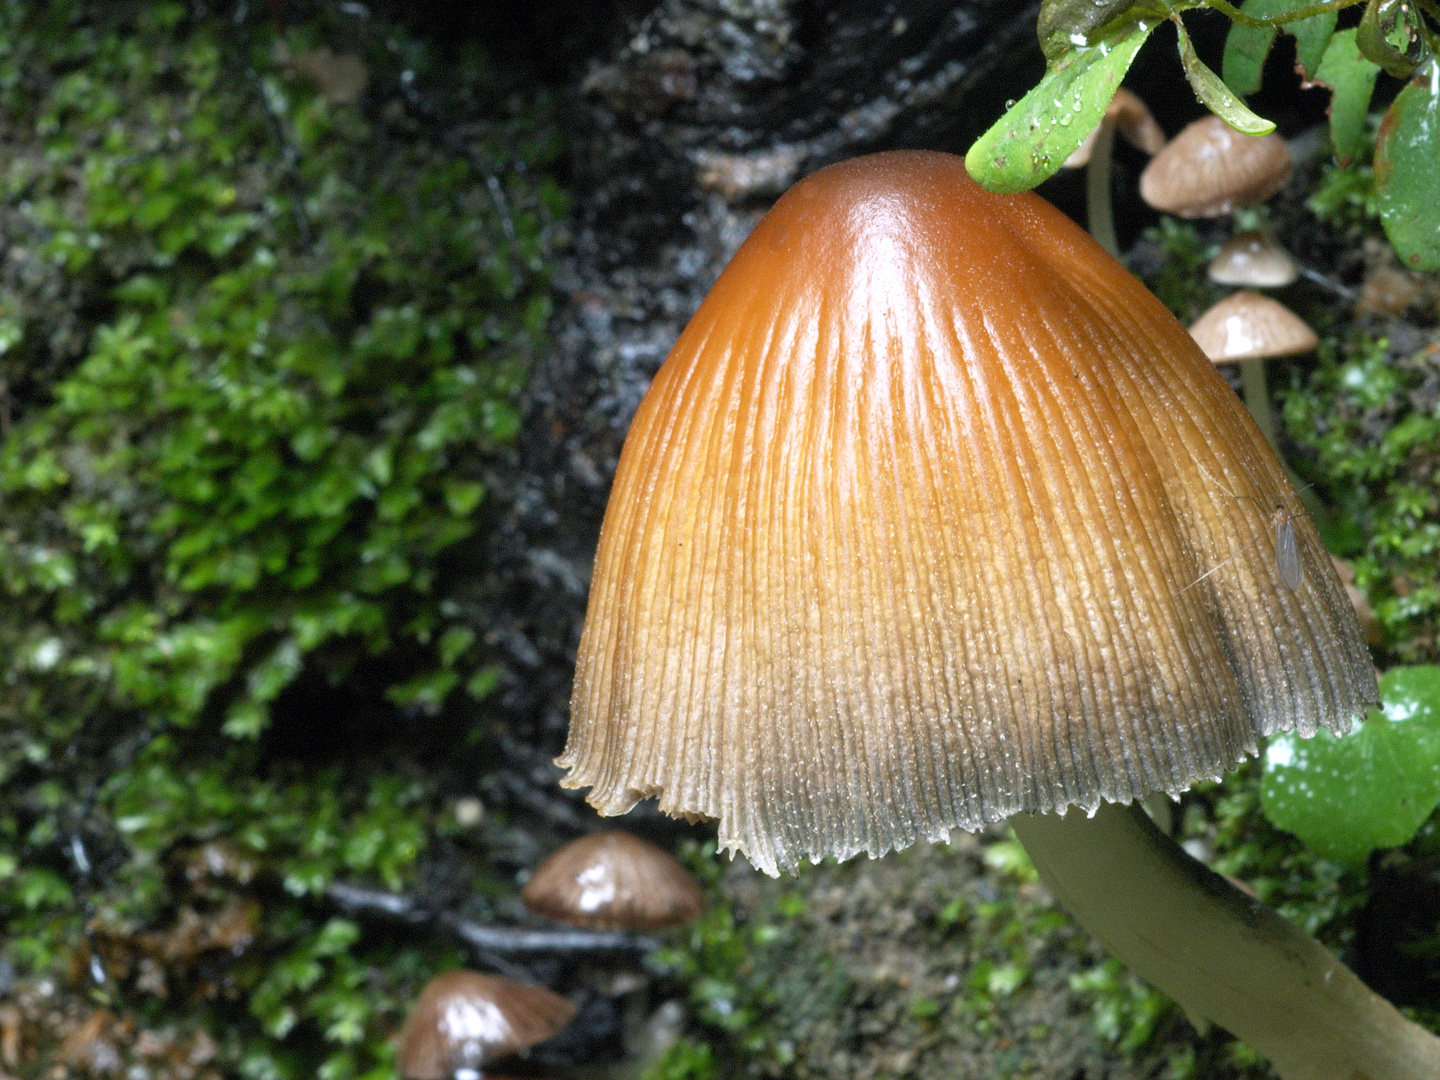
[1064,88,1168,168]
[1189,291,1318,362]
[559,151,1374,875]
[1208,232,1300,288]
[397,971,576,1080]
[1140,116,1292,217]
[522,830,703,930]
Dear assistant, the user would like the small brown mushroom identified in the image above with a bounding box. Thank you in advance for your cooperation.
[1140,116,1292,217]
[1208,232,1299,289]
[522,831,703,931]
[1189,290,1318,362]
[396,971,576,1080]
[1189,290,1317,451]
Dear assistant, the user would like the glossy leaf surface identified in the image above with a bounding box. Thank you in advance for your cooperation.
[1262,665,1440,862]
[1036,0,1138,60]
[1375,64,1440,272]
[967,20,1153,194]
[1176,19,1276,135]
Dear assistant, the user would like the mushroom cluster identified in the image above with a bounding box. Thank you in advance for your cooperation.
[395,831,703,1079]
[559,150,1440,1080]
[1135,115,1319,455]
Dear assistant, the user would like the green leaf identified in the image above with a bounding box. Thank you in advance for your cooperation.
[1261,665,1440,862]
[1222,0,1337,86]
[1036,0,1138,61]
[1357,0,1421,78]
[1312,30,1381,165]
[1222,2,1279,96]
[1375,64,1440,272]
[1289,6,1338,77]
[1176,19,1276,135]
[966,18,1154,194]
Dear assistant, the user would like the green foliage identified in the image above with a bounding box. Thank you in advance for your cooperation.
[1068,958,1170,1054]
[964,15,1154,194]
[0,2,566,1075]
[1374,63,1440,271]
[968,0,1440,271]
[1285,333,1440,660]
[1313,30,1382,164]
[1262,666,1440,862]
[636,1037,718,1080]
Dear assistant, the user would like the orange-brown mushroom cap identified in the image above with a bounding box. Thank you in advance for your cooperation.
[1139,116,1292,217]
[559,151,1374,875]
[397,971,576,1080]
[522,830,704,930]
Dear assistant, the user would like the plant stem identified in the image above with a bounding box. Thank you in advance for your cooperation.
[1086,119,1120,257]
[1202,0,1365,28]
[1011,802,1440,1080]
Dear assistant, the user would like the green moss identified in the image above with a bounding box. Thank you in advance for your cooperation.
[0,2,566,1075]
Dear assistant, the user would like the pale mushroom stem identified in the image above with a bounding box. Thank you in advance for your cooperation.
[1086,117,1120,258]
[1238,356,1277,451]
[1010,802,1440,1080]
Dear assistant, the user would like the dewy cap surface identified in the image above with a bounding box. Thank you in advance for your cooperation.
[559,151,1375,875]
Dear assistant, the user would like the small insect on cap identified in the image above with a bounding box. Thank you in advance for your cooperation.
[559,151,1374,876]
[397,971,576,1080]
[1139,116,1292,217]
[1189,291,1319,362]
[521,830,704,930]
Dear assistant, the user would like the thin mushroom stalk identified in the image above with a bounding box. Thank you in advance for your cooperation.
[1065,88,1165,257]
[1012,804,1440,1080]
[1086,116,1120,257]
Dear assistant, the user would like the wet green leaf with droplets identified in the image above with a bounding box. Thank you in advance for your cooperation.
[966,19,1154,194]
[1175,18,1276,135]
[1312,30,1381,165]
[1261,666,1440,862]
[1036,0,1138,61]
[1222,0,1338,95]
[1374,63,1440,272]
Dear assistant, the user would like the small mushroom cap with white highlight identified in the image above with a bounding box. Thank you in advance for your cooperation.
[522,830,703,930]
[1208,232,1299,288]
[1063,88,1168,168]
[397,971,576,1080]
[1140,116,1292,217]
[1189,291,1319,362]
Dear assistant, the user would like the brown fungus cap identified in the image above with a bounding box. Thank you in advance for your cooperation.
[559,151,1374,876]
[1063,88,1167,168]
[1189,291,1318,362]
[522,830,703,930]
[397,971,576,1080]
[1208,232,1299,288]
[1140,116,1292,217]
